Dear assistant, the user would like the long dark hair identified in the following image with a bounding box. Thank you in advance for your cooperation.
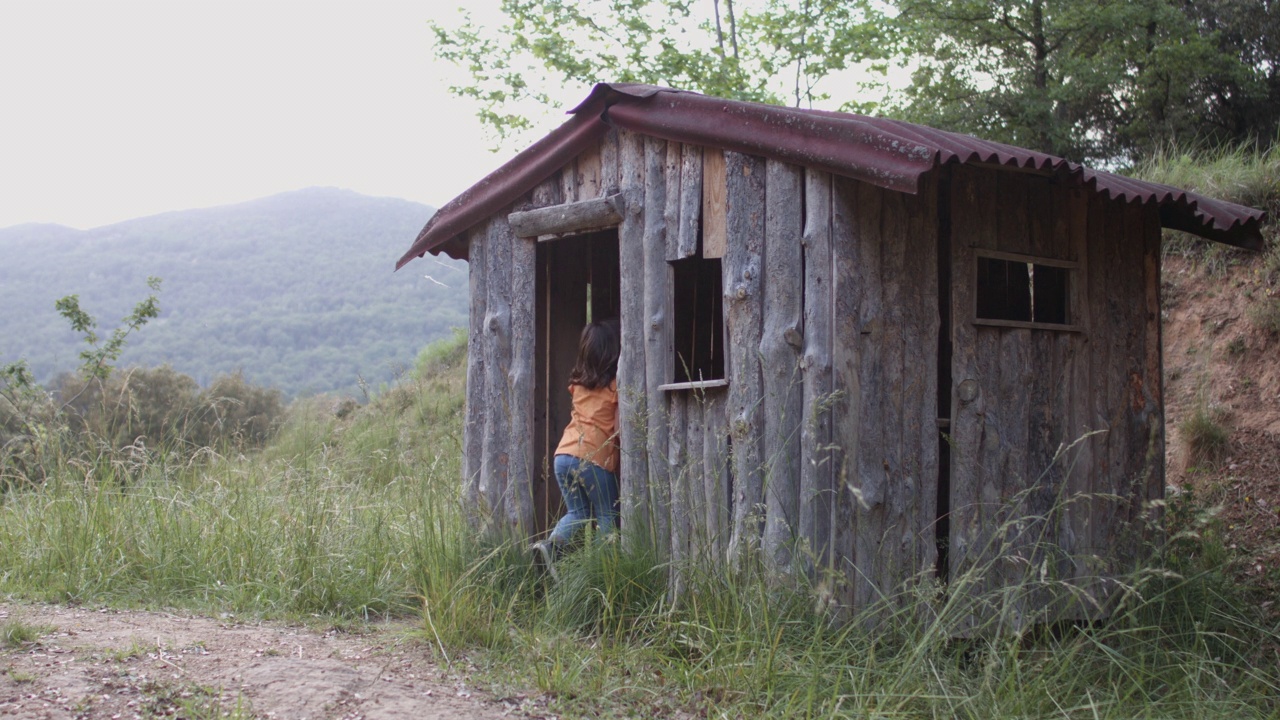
[568,318,620,390]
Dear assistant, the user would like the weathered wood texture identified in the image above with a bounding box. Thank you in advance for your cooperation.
[830,175,939,615]
[617,130,652,546]
[508,194,624,239]
[947,164,1164,630]
[701,389,731,560]
[460,133,1162,628]
[479,216,514,535]
[643,138,673,556]
[760,160,805,571]
[724,151,767,565]
[667,392,689,601]
[506,198,540,537]
[799,170,835,577]
[677,144,703,259]
[463,224,488,528]
[702,149,728,259]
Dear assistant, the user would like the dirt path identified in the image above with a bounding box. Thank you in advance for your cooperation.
[0,603,536,719]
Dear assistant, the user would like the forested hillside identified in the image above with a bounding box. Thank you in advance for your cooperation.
[0,188,464,397]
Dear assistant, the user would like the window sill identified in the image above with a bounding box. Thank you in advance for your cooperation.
[973,319,1081,332]
[658,379,729,392]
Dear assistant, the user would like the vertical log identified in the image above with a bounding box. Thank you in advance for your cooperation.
[600,128,621,194]
[530,180,562,535]
[664,142,683,262]
[667,392,689,601]
[463,225,488,527]
[507,228,537,538]
[644,137,673,556]
[617,130,651,546]
[703,390,731,559]
[677,144,703,259]
[800,170,834,577]
[480,216,514,537]
[686,395,707,563]
[724,151,767,565]
[847,180,885,614]
[761,160,805,572]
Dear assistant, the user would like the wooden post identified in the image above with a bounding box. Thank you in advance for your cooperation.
[480,216,514,537]
[643,136,673,556]
[463,225,488,528]
[724,151,767,566]
[799,169,834,577]
[703,391,730,559]
[761,160,804,572]
[830,178,872,612]
[685,394,706,563]
[507,230,537,538]
[617,130,651,547]
[667,392,689,601]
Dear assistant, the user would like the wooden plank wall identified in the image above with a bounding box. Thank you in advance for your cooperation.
[829,175,940,614]
[947,164,1164,631]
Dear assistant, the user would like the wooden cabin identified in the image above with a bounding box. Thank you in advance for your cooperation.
[397,84,1266,622]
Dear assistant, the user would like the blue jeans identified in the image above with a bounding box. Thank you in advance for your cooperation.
[548,454,620,545]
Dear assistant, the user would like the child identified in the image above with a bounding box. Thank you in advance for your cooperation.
[531,318,620,575]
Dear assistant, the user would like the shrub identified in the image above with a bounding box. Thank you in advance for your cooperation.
[1180,404,1230,468]
[192,371,284,448]
[56,366,202,450]
[1246,297,1280,334]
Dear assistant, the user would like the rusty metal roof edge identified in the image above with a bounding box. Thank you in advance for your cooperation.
[397,83,1268,268]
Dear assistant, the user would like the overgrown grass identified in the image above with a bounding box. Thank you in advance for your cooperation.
[0,331,468,619]
[2,329,1278,717]
[417,527,1278,718]
[1179,403,1231,469]
[1135,143,1279,273]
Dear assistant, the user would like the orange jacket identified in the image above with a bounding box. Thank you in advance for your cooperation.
[554,380,620,474]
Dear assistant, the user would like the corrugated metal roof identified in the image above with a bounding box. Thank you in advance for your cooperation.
[398,83,1267,267]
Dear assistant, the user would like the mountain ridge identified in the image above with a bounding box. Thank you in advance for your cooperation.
[0,188,464,397]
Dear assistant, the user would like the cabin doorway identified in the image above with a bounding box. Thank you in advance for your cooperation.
[533,229,621,534]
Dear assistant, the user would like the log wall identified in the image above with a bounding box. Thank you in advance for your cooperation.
[459,133,1163,621]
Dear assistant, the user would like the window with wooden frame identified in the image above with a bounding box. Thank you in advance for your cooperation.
[667,256,725,388]
[974,250,1077,330]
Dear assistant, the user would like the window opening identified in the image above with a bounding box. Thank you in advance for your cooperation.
[976,256,1070,325]
[671,256,724,383]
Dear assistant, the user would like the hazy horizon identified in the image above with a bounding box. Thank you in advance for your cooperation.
[0,1,576,231]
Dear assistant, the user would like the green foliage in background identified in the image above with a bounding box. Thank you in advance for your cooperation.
[435,0,1280,164]
[0,188,465,398]
[2,282,285,488]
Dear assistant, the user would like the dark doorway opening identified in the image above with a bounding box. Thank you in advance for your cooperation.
[533,229,621,534]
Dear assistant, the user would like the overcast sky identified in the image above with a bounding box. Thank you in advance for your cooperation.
[0,0,572,230]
